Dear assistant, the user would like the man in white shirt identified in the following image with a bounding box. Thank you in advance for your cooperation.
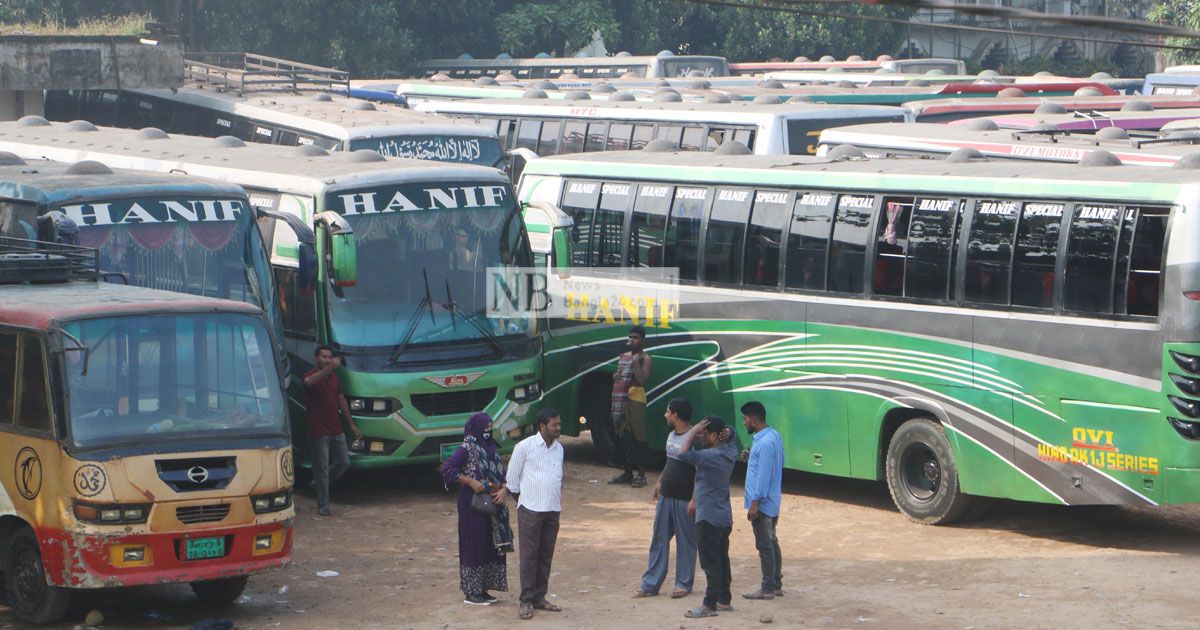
[500,408,564,620]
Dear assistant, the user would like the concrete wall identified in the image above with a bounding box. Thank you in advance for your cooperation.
[0,35,183,90]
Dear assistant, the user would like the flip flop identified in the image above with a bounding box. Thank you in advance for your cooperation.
[518,604,533,620]
[685,607,717,618]
[670,588,689,599]
[633,588,656,598]
[533,601,562,612]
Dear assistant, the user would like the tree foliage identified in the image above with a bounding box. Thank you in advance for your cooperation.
[0,0,914,75]
[1148,0,1200,65]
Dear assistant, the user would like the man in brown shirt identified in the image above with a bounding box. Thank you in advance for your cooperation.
[303,345,361,516]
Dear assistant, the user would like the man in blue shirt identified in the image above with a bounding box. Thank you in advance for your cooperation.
[676,416,738,618]
[740,401,785,601]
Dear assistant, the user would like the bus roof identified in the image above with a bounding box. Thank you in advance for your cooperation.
[948,108,1200,132]
[0,281,262,330]
[0,156,245,206]
[905,94,1200,120]
[817,121,1199,167]
[0,119,510,197]
[522,148,1194,200]
[415,97,907,122]
[126,87,497,142]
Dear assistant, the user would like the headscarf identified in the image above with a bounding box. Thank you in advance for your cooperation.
[464,412,497,457]
[440,412,513,553]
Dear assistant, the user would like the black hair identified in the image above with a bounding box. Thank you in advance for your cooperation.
[740,400,767,424]
[667,397,692,422]
[536,407,560,427]
[314,345,334,357]
[703,415,727,434]
[629,324,647,338]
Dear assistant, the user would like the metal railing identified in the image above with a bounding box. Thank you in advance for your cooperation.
[0,236,99,284]
[184,51,350,94]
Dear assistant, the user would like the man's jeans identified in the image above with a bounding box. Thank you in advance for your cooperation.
[696,520,732,609]
[751,513,783,592]
[312,433,350,510]
[640,496,697,594]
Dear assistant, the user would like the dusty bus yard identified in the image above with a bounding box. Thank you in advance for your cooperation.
[7,435,1200,629]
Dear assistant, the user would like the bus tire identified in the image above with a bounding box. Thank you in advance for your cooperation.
[885,417,972,525]
[584,394,620,467]
[4,527,69,625]
[190,575,249,604]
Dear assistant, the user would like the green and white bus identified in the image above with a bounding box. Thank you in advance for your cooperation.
[518,147,1196,523]
[0,119,543,467]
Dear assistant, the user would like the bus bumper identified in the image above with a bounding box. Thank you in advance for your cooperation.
[37,521,293,588]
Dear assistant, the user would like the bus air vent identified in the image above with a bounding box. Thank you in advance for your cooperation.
[17,115,49,127]
[176,503,232,525]
[136,127,170,140]
[1078,150,1122,167]
[410,387,497,417]
[1095,127,1129,141]
[66,161,112,175]
[1170,373,1200,396]
[753,95,783,105]
[65,120,98,132]
[1169,417,1200,440]
[704,93,732,104]
[1168,395,1200,418]
[1170,350,1200,373]
[521,89,548,99]
[643,139,679,152]
[0,152,25,166]
[591,82,617,94]
[947,148,987,163]
[654,92,683,103]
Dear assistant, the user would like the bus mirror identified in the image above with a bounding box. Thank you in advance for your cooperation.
[552,227,572,279]
[298,242,317,293]
[329,232,357,287]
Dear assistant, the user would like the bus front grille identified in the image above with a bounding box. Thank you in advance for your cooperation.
[410,388,497,417]
[176,503,232,525]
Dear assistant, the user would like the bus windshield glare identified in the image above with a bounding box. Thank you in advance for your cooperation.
[325,183,533,353]
[58,195,281,336]
[348,136,504,167]
[62,313,287,449]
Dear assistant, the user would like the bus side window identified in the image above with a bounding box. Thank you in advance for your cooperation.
[585,123,608,152]
[828,194,875,294]
[516,119,542,153]
[785,191,836,291]
[964,200,1019,305]
[561,121,587,154]
[629,184,672,268]
[656,125,684,146]
[44,90,79,121]
[904,197,962,300]
[561,180,601,267]
[705,188,752,285]
[1064,204,1121,314]
[681,127,705,151]
[498,119,517,150]
[1116,207,1168,317]
[80,90,120,126]
[16,335,51,433]
[607,124,633,151]
[538,121,562,156]
[596,182,632,268]
[666,187,708,282]
[0,332,15,425]
[275,267,317,338]
[277,129,301,145]
[732,129,756,150]
[872,197,913,297]
[118,93,159,129]
[743,190,790,288]
[1011,202,1064,309]
[706,127,727,150]
[631,125,655,150]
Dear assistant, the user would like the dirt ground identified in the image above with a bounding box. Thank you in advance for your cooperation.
[7,434,1200,629]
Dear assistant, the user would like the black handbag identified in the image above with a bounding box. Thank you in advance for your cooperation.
[471,489,497,516]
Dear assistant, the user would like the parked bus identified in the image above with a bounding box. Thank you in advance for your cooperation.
[0,236,291,624]
[945,107,1200,132]
[517,146,1195,525]
[906,93,1200,122]
[1142,66,1200,95]
[0,120,544,466]
[408,52,729,80]
[731,56,966,76]
[816,121,1199,166]
[414,97,909,157]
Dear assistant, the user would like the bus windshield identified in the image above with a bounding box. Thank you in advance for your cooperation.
[324,182,533,354]
[62,312,287,450]
[348,136,504,168]
[59,195,281,337]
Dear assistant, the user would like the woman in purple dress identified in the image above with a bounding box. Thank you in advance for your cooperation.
[440,412,513,605]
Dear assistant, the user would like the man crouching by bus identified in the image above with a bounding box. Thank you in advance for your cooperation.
[304,345,362,516]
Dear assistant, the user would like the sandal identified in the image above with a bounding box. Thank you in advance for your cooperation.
[685,607,717,618]
[670,588,689,599]
[518,603,533,620]
[633,588,656,598]
[533,600,562,612]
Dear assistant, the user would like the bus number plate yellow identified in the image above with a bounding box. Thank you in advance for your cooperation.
[185,536,225,560]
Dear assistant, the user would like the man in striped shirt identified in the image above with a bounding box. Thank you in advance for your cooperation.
[500,408,564,620]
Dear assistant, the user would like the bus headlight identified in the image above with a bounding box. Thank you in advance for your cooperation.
[251,490,292,514]
[73,501,151,525]
[347,397,400,416]
[508,382,541,404]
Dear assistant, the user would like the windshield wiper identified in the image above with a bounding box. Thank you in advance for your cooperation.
[387,269,438,366]
[444,280,505,357]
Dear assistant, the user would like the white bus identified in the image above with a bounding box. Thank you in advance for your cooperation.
[413,96,910,156]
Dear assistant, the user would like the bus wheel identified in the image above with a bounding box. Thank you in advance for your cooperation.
[584,394,620,467]
[4,528,69,624]
[885,418,972,525]
[190,576,249,604]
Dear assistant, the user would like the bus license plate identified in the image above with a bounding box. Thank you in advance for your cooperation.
[184,536,225,560]
[439,442,461,461]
